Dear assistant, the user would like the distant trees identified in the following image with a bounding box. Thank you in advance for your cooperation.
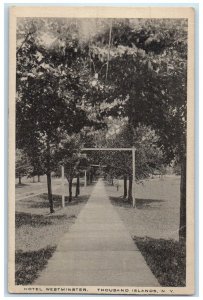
[15,149,32,184]
[57,135,81,202]
[97,123,165,202]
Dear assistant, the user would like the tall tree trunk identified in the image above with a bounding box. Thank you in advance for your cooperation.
[75,174,80,197]
[47,172,54,213]
[111,176,114,186]
[123,175,127,198]
[33,176,35,183]
[38,175,41,182]
[179,157,186,240]
[128,175,132,203]
[69,178,73,202]
[18,175,21,185]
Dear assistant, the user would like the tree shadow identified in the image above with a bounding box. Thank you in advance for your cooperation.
[25,194,63,209]
[133,236,186,287]
[15,183,29,188]
[24,194,89,209]
[15,246,56,285]
[67,195,90,205]
[109,196,132,208]
[15,212,72,228]
[136,198,165,209]
[110,196,164,209]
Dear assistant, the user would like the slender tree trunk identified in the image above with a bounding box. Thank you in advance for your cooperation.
[18,175,21,185]
[123,175,127,198]
[69,178,73,202]
[47,172,54,213]
[111,176,114,186]
[179,157,186,240]
[38,175,41,182]
[128,175,133,203]
[33,176,35,183]
[75,174,80,197]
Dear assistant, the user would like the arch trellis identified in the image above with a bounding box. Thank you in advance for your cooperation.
[61,147,136,208]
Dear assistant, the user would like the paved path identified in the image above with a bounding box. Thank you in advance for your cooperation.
[34,179,159,286]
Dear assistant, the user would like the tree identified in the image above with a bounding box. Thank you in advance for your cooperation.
[90,19,187,238]
[56,135,84,202]
[16,19,94,212]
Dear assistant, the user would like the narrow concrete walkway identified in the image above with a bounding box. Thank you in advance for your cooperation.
[34,179,159,286]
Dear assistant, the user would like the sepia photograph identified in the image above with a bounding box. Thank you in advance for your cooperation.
[8,6,195,295]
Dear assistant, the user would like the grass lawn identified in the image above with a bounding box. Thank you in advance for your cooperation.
[106,176,186,287]
[15,184,94,285]
[134,237,186,287]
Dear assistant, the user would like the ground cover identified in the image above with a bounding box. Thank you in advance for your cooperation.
[15,184,94,285]
[106,176,186,287]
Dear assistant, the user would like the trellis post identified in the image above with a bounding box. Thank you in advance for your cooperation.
[132,146,136,208]
[84,170,87,187]
[61,165,65,208]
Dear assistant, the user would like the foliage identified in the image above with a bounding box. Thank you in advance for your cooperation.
[90,19,187,238]
[90,19,187,163]
[88,122,166,181]
[16,20,110,155]
[57,135,82,181]
[16,18,187,229]
[16,18,107,210]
